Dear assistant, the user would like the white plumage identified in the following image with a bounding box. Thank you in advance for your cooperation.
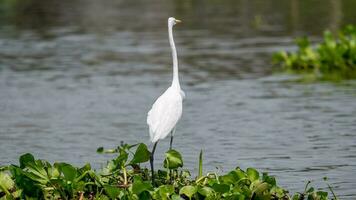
[147,86,183,143]
[147,16,183,184]
[147,17,184,144]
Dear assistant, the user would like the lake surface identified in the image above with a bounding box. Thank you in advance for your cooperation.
[1,0,356,198]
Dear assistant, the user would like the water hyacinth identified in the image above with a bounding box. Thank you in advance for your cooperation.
[0,143,336,199]
[273,25,356,81]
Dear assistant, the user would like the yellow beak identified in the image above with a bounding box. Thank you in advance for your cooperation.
[175,19,182,23]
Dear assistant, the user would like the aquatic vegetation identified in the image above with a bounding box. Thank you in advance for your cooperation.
[273,25,356,81]
[0,143,336,200]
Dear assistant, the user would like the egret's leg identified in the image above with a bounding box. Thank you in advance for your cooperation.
[150,141,158,185]
[169,132,173,150]
[169,127,176,150]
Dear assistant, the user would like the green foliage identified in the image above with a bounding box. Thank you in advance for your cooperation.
[273,25,356,81]
[130,143,151,165]
[179,185,197,199]
[0,143,336,199]
[164,150,183,169]
[198,150,203,179]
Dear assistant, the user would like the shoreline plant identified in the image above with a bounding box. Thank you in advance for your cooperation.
[273,25,356,81]
[0,143,337,200]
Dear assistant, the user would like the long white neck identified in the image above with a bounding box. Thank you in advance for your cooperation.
[169,23,180,89]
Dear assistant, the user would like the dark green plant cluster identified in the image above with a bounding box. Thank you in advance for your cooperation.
[1,143,336,200]
[273,25,356,81]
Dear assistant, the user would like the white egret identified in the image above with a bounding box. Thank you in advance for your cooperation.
[147,17,185,183]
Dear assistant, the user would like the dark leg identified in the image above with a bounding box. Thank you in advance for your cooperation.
[169,132,173,150]
[150,141,158,185]
[169,127,176,150]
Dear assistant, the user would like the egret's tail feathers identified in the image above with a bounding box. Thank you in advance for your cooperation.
[151,134,160,143]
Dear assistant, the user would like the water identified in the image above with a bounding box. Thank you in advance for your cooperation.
[1,0,356,198]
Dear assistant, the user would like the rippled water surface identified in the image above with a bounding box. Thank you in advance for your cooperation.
[1,0,356,198]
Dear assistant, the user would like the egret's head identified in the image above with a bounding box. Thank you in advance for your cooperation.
[168,17,182,27]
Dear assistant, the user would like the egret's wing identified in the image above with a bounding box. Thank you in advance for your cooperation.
[147,88,182,143]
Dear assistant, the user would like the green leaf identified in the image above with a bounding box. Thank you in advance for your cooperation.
[220,173,236,185]
[179,185,197,199]
[316,191,328,198]
[296,37,310,49]
[132,181,153,195]
[79,163,91,172]
[57,163,77,182]
[48,164,60,178]
[307,187,314,193]
[171,194,184,200]
[97,147,118,154]
[163,149,183,169]
[292,194,301,200]
[104,185,121,199]
[138,191,151,200]
[96,194,110,200]
[253,182,269,194]
[235,168,246,181]
[9,165,41,196]
[0,172,14,195]
[198,150,203,178]
[19,153,35,169]
[157,185,174,198]
[226,194,245,200]
[198,186,215,197]
[97,147,104,153]
[262,172,276,186]
[24,160,50,184]
[130,143,150,164]
[212,183,230,194]
[115,149,129,167]
[247,168,259,181]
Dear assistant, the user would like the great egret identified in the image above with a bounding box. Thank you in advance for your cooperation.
[147,17,185,183]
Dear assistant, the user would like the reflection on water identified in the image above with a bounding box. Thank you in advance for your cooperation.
[1,0,356,199]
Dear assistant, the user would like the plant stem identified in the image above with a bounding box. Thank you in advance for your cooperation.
[79,192,84,200]
[304,181,311,193]
[195,176,206,184]
[0,184,10,196]
[198,150,203,178]
[123,167,128,185]
[327,183,338,200]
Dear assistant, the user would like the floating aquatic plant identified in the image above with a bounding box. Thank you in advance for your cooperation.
[273,25,356,81]
[0,143,336,199]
